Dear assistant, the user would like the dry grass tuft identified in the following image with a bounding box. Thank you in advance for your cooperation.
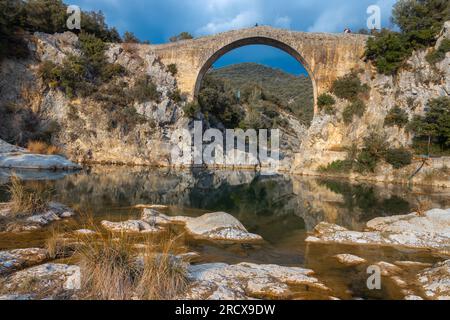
[27,141,61,155]
[76,229,188,300]
[8,176,53,216]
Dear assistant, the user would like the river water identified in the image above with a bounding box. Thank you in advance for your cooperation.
[1,166,449,299]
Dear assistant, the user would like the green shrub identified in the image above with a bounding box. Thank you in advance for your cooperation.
[385,147,413,169]
[132,76,161,103]
[167,64,178,76]
[355,131,389,173]
[331,73,368,101]
[384,106,409,128]
[122,31,140,43]
[317,93,336,115]
[168,89,183,103]
[366,0,450,75]
[169,32,193,42]
[342,99,367,124]
[426,39,450,64]
[318,160,353,173]
[408,96,450,154]
[183,101,201,118]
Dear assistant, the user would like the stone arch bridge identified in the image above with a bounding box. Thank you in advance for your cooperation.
[149,26,368,112]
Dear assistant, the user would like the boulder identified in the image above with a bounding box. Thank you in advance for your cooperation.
[0,248,48,275]
[142,210,263,242]
[0,153,81,171]
[3,202,76,232]
[2,263,80,299]
[101,220,163,234]
[184,262,331,300]
[417,260,450,300]
[306,209,450,252]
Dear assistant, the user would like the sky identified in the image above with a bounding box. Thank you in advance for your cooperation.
[67,0,397,75]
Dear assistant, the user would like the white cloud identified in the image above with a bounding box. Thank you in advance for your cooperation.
[196,11,261,35]
[274,16,291,29]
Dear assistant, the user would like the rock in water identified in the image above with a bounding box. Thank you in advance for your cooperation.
[184,262,330,300]
[306,208,450,252]
[101,220,163,234]
[0,153,81,170]
[142,210,263,242]
[0,248,48,275]
[2,263,81,299]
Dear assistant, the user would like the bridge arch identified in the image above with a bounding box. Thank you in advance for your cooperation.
[193,36,318,114]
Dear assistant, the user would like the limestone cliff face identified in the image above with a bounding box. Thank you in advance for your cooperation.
[292,25,450,188]
[0,32,187,166]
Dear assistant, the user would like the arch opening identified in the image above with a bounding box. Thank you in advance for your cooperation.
[194,36,318,116]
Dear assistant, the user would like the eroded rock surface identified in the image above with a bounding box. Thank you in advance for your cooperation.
[333,254,367,267]
[417,260,450,300]
[101,220,163,234]
[306,209,450,252]
[142,210,263,242]
[1,263,81,299]
[1,202,76,232]
[0,153,81,171]
[0,248,48,275]
[184,262,331,300]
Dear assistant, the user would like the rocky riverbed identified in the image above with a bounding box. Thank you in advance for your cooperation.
[0,203,449,300]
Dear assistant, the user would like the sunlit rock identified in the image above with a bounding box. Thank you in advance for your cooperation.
[417,260,450,300]
[0,248,48,276]
[2,263,80,299]
[184,262,331,300]
[333,254,367,266]
[142,210,262,242]
[101,220,163,234]
[306,209,450,251]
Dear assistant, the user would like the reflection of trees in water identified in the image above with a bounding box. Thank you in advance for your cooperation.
[317,179,411,221]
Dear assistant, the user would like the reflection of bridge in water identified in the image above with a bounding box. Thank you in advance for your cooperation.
[148,26,369,113]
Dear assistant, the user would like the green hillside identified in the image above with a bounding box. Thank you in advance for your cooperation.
[207,63,314,123]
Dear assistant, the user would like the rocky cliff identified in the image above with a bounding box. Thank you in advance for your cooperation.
[0,27,449,187]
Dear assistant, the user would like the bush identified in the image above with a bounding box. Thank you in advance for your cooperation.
[122,31,140,43]
[384,106,409,128]
[132,76,161,103]
[27,141,61,155]
[426,39,450,64]
[169,32,193,42]
[355,131,389,173]
[317,93,336,115]
[318,160,353,173]
[408,96,450,154]
[183,101,201,118]
[167,64,178,76]
[385,147,413,169]
[332,73,368,101]
[343,99,367,124]
[366,30,412,75]
[168,89,183,103]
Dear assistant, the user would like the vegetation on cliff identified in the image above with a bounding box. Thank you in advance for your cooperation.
[366,0,450,74]
[191,63,314,128]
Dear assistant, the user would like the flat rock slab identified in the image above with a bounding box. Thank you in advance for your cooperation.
[101,220,163,234]
[142,210,263,242]
[2,263,81,299]
[0,153,81,170]
[0,248,48,275]
[184,262,331,300]
[417,260,450,300]
[306,209,450,252]
[333,254,367,266]
[2,202,76,232]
